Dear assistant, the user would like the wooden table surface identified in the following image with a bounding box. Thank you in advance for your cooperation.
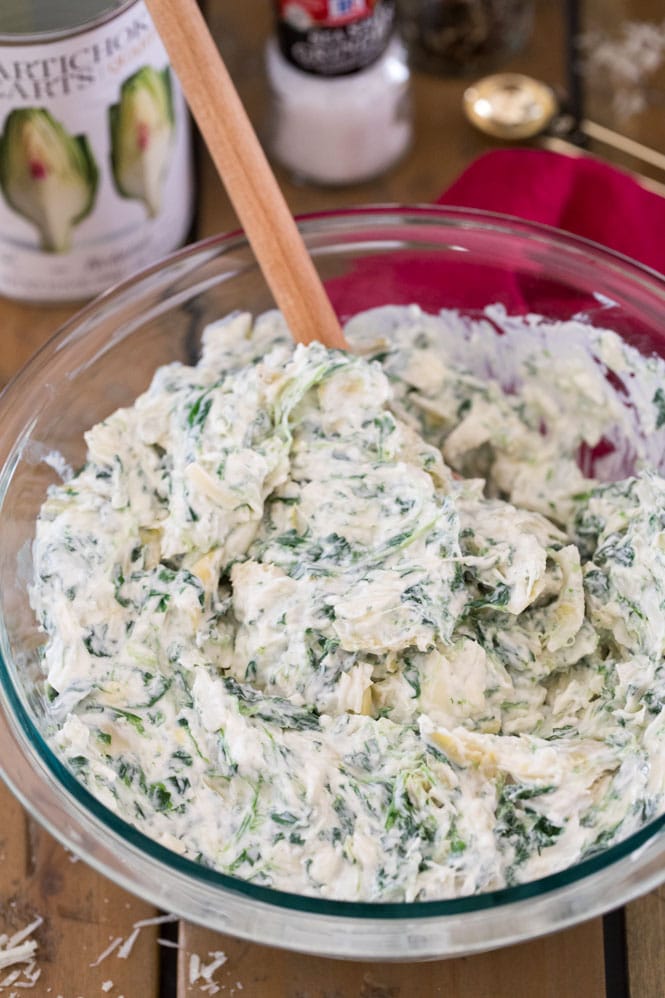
[1,2,665,995]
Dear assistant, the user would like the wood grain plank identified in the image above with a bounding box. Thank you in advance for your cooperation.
[0,298,75,388]
[176,918,606,998]
[626,887,665,998]
[0,781,161,997]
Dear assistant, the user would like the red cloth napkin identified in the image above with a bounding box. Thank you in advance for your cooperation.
[323,148,663,325]
[437,148,664,276]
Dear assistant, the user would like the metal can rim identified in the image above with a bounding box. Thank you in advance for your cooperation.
[0,0,139,47]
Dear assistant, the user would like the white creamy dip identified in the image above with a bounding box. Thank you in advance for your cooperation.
[31,305,665,902]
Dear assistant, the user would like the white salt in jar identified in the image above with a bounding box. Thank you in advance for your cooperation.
[265,1,412,186]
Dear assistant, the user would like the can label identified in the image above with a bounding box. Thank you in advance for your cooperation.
[0,1,193,302]
[275,0,394,76]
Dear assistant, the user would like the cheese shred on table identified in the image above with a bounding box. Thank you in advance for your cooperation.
[30,305,665,902]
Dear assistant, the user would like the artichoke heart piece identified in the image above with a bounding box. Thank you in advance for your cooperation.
[0,108,98,253]
[109,66,175,218]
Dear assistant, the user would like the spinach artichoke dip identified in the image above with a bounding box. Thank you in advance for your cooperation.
[31,304,665,902]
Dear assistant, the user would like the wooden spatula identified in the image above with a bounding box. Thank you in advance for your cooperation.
[145,0,349,351]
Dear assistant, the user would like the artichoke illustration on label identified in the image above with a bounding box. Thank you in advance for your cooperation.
[0,109,99,253]
[109,66,176,218]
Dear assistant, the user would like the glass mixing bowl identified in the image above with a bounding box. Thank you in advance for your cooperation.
[2,207,665,961]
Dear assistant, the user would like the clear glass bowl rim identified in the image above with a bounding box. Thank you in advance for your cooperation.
[2,205,665,956]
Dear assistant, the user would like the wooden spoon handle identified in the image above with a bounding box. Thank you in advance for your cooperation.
[145,0,348,351]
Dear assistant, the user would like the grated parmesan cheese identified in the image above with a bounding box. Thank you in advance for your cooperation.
[90,913,178,968]
[188,950,227,995]
[0,917,43,993]
[89,937,123,968]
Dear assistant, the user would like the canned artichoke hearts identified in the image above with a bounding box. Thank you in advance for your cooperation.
[0,0,193,303]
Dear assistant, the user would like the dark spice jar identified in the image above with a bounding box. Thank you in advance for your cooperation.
[396,0,534,77]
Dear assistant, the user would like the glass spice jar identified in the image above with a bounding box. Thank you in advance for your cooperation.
[265,1,413,187]
[396,0,534,77]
